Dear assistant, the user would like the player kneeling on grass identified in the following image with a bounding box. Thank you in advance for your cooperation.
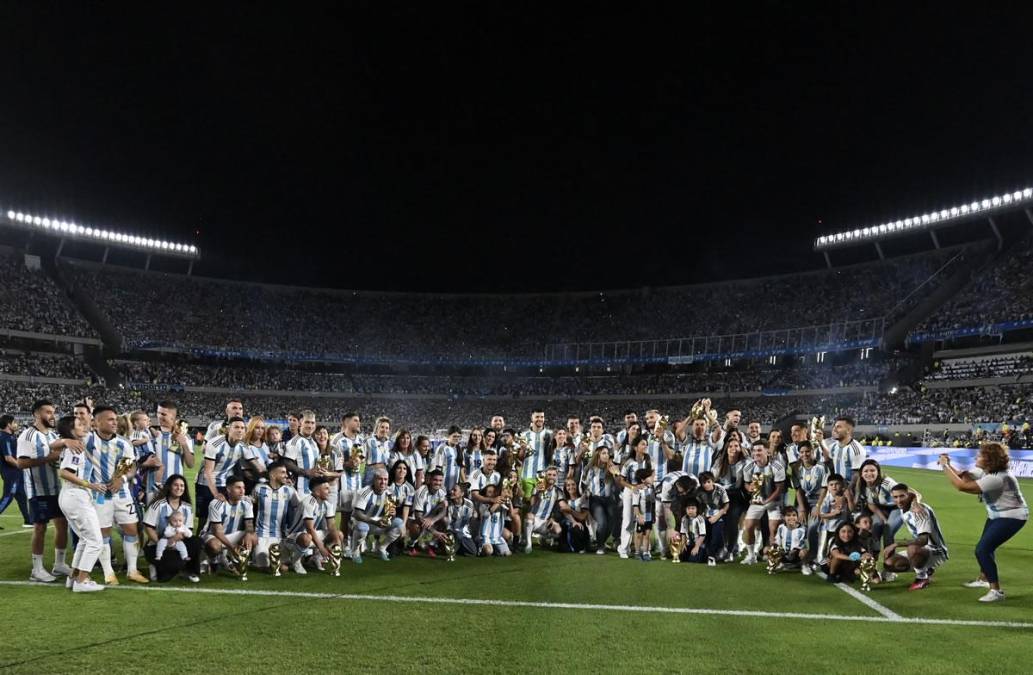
[773,507,808,573]
[202,475,256,575]
[287,476,343,573]
[478,484,511,556]
[252,461,299,574]
[352,468,405,564]
[881,484,948,591]
[445,482,478,557]
[824,522,873,584]
[695,472,729,562]
[524,466,563,553]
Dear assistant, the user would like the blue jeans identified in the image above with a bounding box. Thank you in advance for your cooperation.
[0,471,29,523]
[589,496,614,550]
[975,517,1026,584]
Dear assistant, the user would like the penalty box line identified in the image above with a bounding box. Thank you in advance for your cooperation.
[0,580,1030,630]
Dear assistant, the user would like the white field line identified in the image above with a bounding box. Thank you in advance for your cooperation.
[815,570,902,620]
[0,528,33,538]
[0,580,1029,630]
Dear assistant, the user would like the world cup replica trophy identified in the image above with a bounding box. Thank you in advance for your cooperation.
[765,544,783,574]
[327,543,343,576]
[859,555,878,592]
[227,544,252,582]
[669,533,686,563]
[268,542,283,577]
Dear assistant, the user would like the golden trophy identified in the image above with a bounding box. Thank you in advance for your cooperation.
[227,545,252,582]
[654,415,670,437]
[327,543,342,577]
[268,542,282,577]
[748,472,765,505]
[444,533,457,562]
[809,416,826,444]
[690,399,706,421]
[859,555,878,592]
[669,533,686,563]
[112,456,137,485]
[379,495,397,527]
[351,445,366,464]
[764,544,783,574]
[534,471,546,493]
[317,453,333,472]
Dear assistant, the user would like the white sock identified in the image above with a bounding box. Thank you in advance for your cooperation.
[124,539,139,572]
[100,541,115,577]
[54,548,67,567]
[32,553,44,571]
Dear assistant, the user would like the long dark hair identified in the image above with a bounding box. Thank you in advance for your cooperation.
[56,415,78,440]
[389,459,413,487]
[148,473,192,508]
[712,432,744,477]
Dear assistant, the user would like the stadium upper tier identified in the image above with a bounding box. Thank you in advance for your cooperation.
[0,249,96,338]
[61,244,967,361]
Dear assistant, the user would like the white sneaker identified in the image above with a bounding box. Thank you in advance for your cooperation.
[978,589,1006,603]
[292,558,307,575]
[52,563,73,577]
[30,568,57,583]
[73,579,105,593]
[964,579,991,589]
[619,552,629,560]
[740,554,756,565]
[882,572,898,583]
[596,549,606,556]
[801,563,813,576]
[342,547,353,560]
[66,576,74,589]
[379,549,390,562]
[707,557,717,567]
[314,558,325,572]
[149,565,158,582]
[523,539,532,554]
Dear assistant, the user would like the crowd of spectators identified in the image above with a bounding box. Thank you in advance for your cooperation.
[924,353,1033,381]
[857,384,1032,425]
[64,246,959,360]
[107,359,887,396]
[0,252,96,337]
[0,350,95,380]
[915,234,1033,335]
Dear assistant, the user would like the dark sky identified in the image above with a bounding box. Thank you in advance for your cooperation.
[2,3,1032,292]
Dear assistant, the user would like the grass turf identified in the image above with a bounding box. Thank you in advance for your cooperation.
[1,466,1030,674]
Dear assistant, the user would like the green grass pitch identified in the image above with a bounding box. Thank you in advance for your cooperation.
[1,467,1030,674]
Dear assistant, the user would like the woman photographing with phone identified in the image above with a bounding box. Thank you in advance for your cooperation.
[938,443,1028,603]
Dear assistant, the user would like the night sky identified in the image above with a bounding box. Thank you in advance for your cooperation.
[2,3,1032,292]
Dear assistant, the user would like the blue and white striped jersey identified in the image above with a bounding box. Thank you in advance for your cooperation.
[822,438,866,483]
[519,428,551,480]
[647,430,676,483]
[204,498,254,537]
[795,463,827,503]
[433,443,461,491]
[698,484,729,519]
[464,449,484,476]
[902,504,949,556]
[86,432,136,501]
[354,487,390,520]
[447,498,475,537]
[389,449,425,479]
[365,436,393,466]
[468,469,500,493]
[551,444,573,473]
[331,431,365,453]
[143,499,194,536]
[198,436,244,489]
[581,466,615,498]
[290,494,336,533]
[533,485,563,520]
[147,430,193,495]
[387,481,415,508]
[243,443,273,473]
[58,446,96,494]
[680,514,706,543]
[253,483,299,537]
[741,459,786,500]
[412,485,447,515]
[976,472,1029,520]
[479,504,507,544]
[17,426,59,499]
[776,524,807,552]
[659,471,698,503]
[621,456,652,487]
[680,437,717,476]
[340,468,363,492]
[284,435,319,495]
[859,475,896,508]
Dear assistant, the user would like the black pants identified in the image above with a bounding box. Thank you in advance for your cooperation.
[195,484,223,531]
[144,536,202,581]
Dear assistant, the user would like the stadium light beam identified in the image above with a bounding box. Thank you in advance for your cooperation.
[2,206,200,259]
[814,187,1033,251]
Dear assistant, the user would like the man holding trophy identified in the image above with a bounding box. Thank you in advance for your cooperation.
[740,439,786,565]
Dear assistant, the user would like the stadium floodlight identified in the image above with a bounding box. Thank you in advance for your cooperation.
[814,186,1033,250]
[1,206,200,259]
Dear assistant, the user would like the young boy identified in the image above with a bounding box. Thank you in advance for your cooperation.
[478,484,511,557]
[696,471,729,562]
[775,507,808,573]
[679,501,708,564]
[817,473,851,566]
[633,468,656,561]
